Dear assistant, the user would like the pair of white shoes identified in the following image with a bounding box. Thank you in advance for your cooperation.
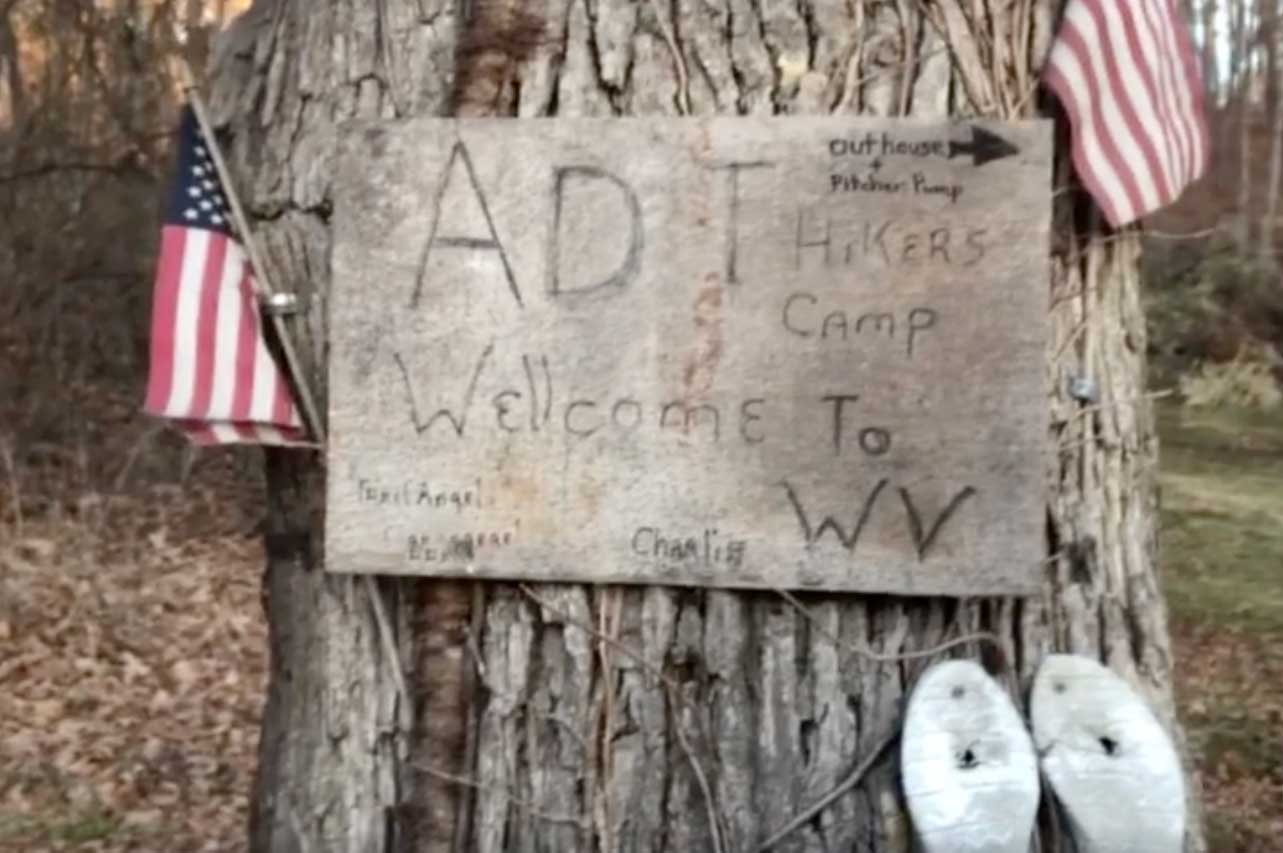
[901,655,1187,853]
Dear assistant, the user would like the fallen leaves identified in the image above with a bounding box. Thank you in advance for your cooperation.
[1174,621,1283,852]
[0,478,267,853]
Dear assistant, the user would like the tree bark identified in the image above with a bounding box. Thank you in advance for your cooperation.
[0,0,24,129]
[1234,0,1257,249]
[1226,0,1247,168]
[1199,0,1218,105]
[207,1,1203,851]
[1262,4,1283,263]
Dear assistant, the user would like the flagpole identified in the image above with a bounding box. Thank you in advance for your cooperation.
[176,61,327,448]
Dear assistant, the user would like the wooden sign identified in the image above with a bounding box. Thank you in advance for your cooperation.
[326,117,1052,595]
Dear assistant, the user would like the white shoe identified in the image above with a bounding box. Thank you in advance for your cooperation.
[901,660,1040,853]
[1031,654,1186,853]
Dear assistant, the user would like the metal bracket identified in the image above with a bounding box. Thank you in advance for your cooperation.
[1068,375,1099,404]
[261,292,303,317]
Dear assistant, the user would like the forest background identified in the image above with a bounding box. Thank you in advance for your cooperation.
[0,1,1280,850]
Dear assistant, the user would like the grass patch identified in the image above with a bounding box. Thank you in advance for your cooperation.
[1158,403,1283,635]
[1197,711,1283,780]
[0,809,121,848]
[0,814,43,840]
[1159,401,1283,850]
[52,812,120,844]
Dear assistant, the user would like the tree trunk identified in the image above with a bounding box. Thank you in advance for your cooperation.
[1226,0,1247,167]
[1262,6,1283,263]
[207,1,1203,851]
[0,0,23,129]
[1234,0,1257,249]
[1199,0,1218,105]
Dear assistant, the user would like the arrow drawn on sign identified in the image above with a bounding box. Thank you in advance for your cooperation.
[948,125,1020,167]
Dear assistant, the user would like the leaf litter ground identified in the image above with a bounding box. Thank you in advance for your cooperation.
[0,410,268,852]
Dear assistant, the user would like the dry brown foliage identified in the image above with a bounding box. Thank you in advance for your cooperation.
[1175,622,1283,852]
[0,439,268,851]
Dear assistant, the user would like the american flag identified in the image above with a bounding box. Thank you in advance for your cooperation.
[144,106,306,446]
[1043,0,1209,227]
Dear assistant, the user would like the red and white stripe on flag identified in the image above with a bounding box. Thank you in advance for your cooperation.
[145,226,307,446]
[144,105,306,446]
[1043,0,1210,227]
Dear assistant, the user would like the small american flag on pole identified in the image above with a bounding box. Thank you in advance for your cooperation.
[144,106,307,446]
[1043,0,1210,228]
